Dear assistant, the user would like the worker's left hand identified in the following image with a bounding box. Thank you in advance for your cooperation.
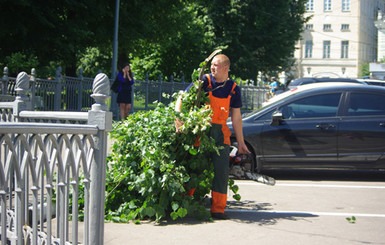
[237,142,250,154]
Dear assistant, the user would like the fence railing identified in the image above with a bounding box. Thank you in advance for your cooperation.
[0,71,112,244]
[1,67,269,118]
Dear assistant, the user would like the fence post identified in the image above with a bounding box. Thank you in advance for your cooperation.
[12,72,32,244]
[131,72,135,113]
[30,68,36,110]
[88,73,112,245]
[279,71,286,86]
[145,73,149,110]
[110,72,119,121]
[2,67,8,95]
[13,72,32,116]
[251,86,255,110]
[257,71,263,86]
[181,75,187,89]
[54,67,62,111]
[170,75,174,96]
[158,75,162,103]
[78,69,84,111]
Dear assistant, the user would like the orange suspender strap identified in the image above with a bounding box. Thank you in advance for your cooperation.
[230,82,237,96]
[206,74,237,96]
[206,74,212,88]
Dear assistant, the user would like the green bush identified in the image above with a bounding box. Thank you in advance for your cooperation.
[105,57,240,223]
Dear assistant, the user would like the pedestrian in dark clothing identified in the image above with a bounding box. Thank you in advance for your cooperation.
[114,62,134,120]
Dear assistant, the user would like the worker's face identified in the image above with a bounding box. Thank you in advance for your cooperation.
[211,57,228,79]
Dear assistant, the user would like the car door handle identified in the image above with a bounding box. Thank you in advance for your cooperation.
[316,123,336,130]
[380,123,385,127]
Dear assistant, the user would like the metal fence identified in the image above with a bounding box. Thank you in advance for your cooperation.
[0,71,112,244]
[1,67,269,118]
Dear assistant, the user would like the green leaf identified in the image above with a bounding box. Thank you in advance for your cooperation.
[189,148,198,155]
[171,202,179,211]
[233,194,241,201]
[346,216,356,224]
[170,212,179,220]
[144,207,156,217]
[177,208,188,218]
[230,184,239,194]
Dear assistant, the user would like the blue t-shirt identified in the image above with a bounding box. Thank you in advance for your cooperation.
[186,73,242,108]
[270,81,278,92]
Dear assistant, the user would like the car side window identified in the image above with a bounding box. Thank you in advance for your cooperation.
[281,93,341,119]
[257,109,275,121]
[347,93,385,116]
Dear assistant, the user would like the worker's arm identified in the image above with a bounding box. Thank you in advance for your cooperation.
[175,96,182,112]
[175,96,183,132]
[231,107,250,154]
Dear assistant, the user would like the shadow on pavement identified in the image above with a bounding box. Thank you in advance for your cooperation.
[155,200,317,227]
[226,200,318,225]
[226,209,318,226]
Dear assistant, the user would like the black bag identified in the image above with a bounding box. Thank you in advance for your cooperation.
[111,77,120,93]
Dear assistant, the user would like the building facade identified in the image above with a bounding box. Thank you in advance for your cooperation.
[293,0,385,79]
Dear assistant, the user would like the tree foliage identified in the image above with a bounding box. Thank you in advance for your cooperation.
[0,0,308,80]
[200,0,308,79]
[0,0,113,76]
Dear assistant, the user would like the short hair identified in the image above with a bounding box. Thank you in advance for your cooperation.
[214,54,230,67]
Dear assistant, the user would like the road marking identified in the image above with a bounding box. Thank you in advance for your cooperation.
[226,209,385,218]
[236,182,385,189]
[277,183,385,189]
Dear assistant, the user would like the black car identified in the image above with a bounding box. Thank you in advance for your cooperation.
[229,85,385,172]
[287,77,365,90]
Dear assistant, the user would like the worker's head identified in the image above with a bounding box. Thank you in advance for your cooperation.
[211,54,230,82]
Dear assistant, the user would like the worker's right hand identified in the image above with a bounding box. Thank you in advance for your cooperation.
[175,118,184,133]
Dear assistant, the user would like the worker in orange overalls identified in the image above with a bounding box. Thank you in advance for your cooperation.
[176,54,250,219]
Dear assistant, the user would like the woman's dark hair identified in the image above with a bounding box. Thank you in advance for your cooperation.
[121,62,130,69]
[121,62,133,78]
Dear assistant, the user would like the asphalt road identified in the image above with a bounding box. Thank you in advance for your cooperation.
[103,170,385,245]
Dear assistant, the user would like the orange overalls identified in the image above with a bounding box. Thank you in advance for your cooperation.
[206,74,237,214]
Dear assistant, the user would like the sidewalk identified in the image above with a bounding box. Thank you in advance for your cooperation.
[103,214,251,245]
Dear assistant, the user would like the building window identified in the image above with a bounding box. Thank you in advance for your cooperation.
[342,0,350,11]
[306,0,314,11]
[341,24,350,31]
[341,41,349,58]
[305,24,314,30]
[324,0,332,11]
[305,40,313,58]
[323,24,332,31]
[323,41,331,58]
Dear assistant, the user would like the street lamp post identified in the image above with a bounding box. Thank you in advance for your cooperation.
[111,0,120,120]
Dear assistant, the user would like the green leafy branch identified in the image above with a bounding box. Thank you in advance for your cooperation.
[104,51,241,223]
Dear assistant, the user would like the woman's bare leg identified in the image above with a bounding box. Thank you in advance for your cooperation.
[120,103,132,120]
